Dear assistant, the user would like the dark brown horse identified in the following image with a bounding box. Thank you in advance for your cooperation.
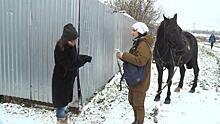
[153,14,199,104]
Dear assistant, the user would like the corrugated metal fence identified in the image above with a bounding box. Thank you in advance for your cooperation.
[0,0,135,104]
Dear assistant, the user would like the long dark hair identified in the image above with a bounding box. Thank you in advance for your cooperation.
[57,36,67,51]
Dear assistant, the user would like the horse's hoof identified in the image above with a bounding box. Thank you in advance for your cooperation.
[174,87,181,92]
[164,99,171,104]
[154,97,160,102]
[189,89,195,93]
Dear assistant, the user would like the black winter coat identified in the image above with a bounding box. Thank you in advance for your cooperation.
[52,43,91,107]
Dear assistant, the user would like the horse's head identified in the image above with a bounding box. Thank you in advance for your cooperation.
[157,14,183,49]
[155,14,188,66]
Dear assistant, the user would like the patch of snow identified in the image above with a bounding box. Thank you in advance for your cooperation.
[1,43,220,124]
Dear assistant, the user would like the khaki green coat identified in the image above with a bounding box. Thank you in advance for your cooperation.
[122,35,154,92]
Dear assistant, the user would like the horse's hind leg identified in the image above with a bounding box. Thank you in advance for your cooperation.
[175,65,186,92]
[189,63,199,93]
[154,64,163,102]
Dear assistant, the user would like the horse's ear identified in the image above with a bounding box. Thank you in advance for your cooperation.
[173,13,177,20]
[163,14,168,20]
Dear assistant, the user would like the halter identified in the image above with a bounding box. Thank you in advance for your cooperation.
[154,44,170,70]
[154,22,186,70]
[154,21,185,95]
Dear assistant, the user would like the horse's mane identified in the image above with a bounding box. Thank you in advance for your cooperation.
[157,19,183,40]
[156,21,165,39]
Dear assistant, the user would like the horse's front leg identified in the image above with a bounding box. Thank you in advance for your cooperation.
[154,64,163,102]
[165,66,174,104]
[175,65,186,92]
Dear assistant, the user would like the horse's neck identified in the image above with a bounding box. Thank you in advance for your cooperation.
[156,38,169,52]
[155,39,171,58]
[176,34,187,52]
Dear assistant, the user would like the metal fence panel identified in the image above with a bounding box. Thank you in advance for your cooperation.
[29,0,79,103]
[80,0,135,103]
[0,0,31,99]
[113,13,136,73]
[0,0,135,104]
[0,0,79,103]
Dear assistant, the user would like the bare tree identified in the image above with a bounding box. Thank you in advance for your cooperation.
[107,0,161,27]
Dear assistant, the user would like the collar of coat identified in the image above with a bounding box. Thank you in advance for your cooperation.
[132,35,145,45]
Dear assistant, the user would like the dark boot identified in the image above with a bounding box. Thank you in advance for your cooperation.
[131,110,137,124]
[132,120,143,124]
[57,116,68,124]
[131,119,137,124]
[131,120,137,124]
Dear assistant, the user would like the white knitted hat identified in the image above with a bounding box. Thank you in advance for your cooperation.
[132,22,149,34]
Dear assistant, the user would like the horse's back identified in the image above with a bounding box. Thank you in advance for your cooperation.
[183,31,198,51]
[182,31,198,68]
[183,31,197,44]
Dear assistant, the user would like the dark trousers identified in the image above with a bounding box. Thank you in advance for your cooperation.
[128,90,146,123]
[211,43,214,49]
[56,106,68,118]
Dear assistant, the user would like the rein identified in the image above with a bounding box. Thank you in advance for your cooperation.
[154,44,170,70]
[156,55,182,95]
[154,21,187,69]
[154,22,184,95]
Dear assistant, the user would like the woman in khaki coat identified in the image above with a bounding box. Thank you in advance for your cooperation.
[117,22,154,124]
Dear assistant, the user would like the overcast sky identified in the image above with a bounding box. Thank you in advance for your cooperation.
[156,0,220,31]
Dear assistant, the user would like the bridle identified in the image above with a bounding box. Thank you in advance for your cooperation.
[154,43,170,70]
[154,18,187,95]
[154,22,185,70]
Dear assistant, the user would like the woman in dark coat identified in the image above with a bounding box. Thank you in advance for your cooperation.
[52,23,92,124]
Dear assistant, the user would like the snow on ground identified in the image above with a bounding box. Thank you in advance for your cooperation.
[0,42,220,124]
[192,33,210,38]
[192,32,220,39]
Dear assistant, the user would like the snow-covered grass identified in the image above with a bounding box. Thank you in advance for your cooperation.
[1,42,220,124]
